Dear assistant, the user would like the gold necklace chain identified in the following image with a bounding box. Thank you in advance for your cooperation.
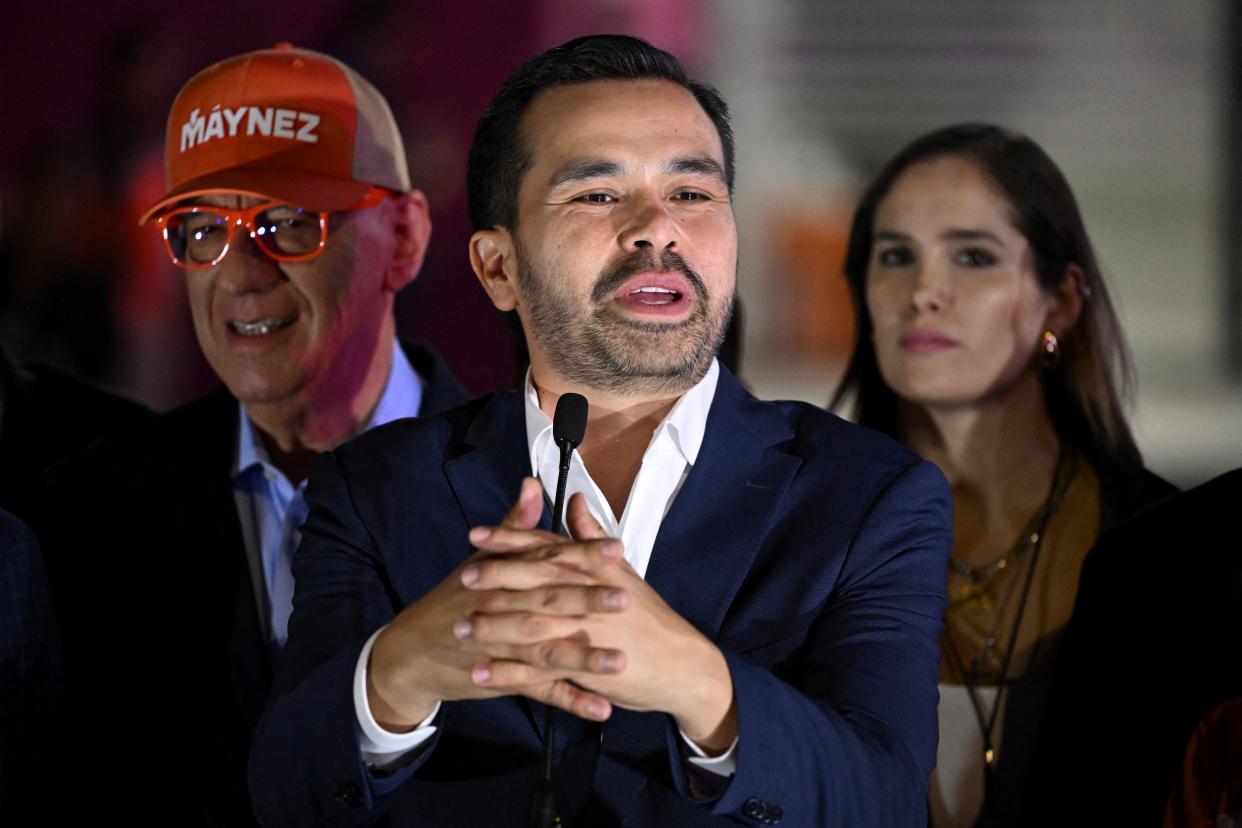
[942,443,1079,810]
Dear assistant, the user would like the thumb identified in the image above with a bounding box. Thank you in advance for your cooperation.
[566,493,608,541]
[499,476,544,530]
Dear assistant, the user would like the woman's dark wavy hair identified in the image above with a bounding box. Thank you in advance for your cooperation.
[830,122,1145,493]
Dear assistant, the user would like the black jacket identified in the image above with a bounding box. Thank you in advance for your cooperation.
[42,341,466,827]
[1025,468,1242,826]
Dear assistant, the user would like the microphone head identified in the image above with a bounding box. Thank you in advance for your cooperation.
[552,393,589,449]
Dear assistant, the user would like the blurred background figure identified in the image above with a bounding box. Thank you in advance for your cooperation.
[1028,466,1242,827]
[0,507,63,826]
[830,123,1175,826]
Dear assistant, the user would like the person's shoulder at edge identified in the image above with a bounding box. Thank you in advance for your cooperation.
[42,386,234,482]
[1087,466,1241,566]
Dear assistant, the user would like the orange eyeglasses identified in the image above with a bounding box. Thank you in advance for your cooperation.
[153,186,393,269]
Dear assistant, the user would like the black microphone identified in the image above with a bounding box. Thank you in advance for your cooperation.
[531,392,589,828]
[550,393,588,533]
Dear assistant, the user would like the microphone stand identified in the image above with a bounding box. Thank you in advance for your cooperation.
[530,393,587,828]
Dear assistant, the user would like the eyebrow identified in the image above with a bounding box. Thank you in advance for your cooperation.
[546,155,728,188]
[666,155,727,183]
[874,228,1007,246]
[548,160,623,188]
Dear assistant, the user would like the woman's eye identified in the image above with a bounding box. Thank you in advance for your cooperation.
[955,248,997,267]
[875,247,913,267]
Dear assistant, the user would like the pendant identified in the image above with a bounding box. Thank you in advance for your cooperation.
[955,580,995,613]
[968,642,1003,683]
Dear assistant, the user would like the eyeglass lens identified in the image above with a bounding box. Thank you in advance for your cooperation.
[165,205,323,264]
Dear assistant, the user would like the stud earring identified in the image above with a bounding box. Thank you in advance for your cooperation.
[1041,330,1060,364]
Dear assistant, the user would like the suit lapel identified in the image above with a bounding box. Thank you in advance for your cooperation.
[400,339,468,417]
[596,369,802,817]
[169,390,273,732]
[443,391,549,535]
[442,393,557,742]
[645,369,801,637]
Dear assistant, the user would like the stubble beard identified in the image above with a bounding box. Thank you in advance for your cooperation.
[516,244,733,397]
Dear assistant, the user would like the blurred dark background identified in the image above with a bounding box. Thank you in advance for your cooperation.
[0,0,708,405]
[1,0,1238,483]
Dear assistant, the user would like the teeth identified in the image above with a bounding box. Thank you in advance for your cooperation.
[633,287,675,294]
[230,317,293,336]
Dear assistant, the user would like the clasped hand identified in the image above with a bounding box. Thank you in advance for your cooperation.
[367,477,736,752]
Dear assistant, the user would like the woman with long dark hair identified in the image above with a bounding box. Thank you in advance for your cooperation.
[831,122,1174,826]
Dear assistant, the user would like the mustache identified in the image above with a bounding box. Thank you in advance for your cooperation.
[590,249,707,304]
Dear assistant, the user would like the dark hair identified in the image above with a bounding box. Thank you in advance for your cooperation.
[831,122,1145,493]
[466,34,734,232]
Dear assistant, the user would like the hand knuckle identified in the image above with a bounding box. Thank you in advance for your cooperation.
[520,613,546,639]
[534,640,560,665]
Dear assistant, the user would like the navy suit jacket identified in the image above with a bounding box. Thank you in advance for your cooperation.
[250,367,952,827]
[42,341,465,827]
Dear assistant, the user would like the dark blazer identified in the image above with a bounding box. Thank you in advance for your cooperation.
[1025,468,1242,827]
[0,345,148,525]
[250,366,954,827]
[42,342,465,827]
[0,507,64,824]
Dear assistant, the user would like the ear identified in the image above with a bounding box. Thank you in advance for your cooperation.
[470,227,520,312]
[1043,263,1086,338]
[384,190,432,293]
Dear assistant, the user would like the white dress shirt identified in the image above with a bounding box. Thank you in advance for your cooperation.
[354,359,738,778]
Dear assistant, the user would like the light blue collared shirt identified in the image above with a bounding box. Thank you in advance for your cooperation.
[232,341,423,647]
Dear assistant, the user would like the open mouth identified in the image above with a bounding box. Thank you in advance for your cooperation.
[229,316,295,337]
[611,273,695,317]
[627,286,683,305]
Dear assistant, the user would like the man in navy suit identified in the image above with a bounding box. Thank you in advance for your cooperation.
[251,35,951,827]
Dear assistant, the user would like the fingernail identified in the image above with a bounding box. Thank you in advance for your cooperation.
[468,527,491,543]
[598,652,619,671]
[461,567,479,586]
[602,589,626,609]
[471,666,491,684]
[587,701,609,719]
[452,619,473,639]
[602,541,623,558]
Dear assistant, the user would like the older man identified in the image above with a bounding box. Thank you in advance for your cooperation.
[251,35,951,827]
[44,45,465,824]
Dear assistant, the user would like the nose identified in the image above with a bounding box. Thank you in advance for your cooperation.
[214,232,283,295]
[910,258,952,313]
[617,193,680,254]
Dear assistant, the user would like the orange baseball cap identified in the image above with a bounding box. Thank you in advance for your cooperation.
[139,43,409,224]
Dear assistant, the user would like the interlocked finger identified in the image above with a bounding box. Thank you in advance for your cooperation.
[473,584,628,616]
[484,636,628,676]
[470,669,612,722]
[469,524,563,553]
[461,549,618,591]
[464,539,623,587]
[465,611,590,646]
